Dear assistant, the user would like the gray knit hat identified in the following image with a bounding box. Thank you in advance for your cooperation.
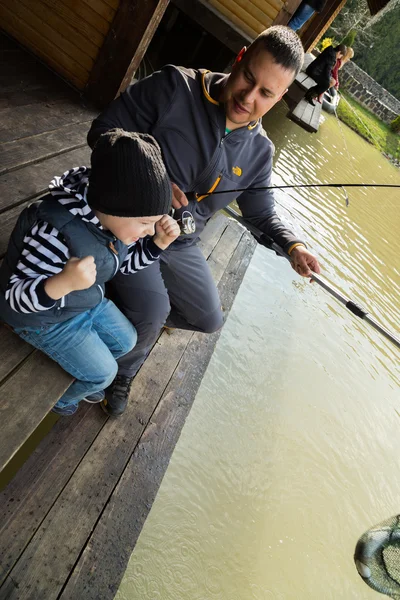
[87,129,172,217]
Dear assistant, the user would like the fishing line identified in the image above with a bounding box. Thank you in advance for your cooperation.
[198,183,400,197]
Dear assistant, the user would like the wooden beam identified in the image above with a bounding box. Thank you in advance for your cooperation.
[299,0,347,52]
[171,0,251,53]
[84,0,169,108]
[272,0,303,26]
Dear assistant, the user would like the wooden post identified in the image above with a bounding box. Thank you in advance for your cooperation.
[84,0,169,108]
[272,0,303,26]
[299,0,347,52]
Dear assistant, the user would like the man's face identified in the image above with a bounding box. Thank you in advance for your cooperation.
[220,46,296,130]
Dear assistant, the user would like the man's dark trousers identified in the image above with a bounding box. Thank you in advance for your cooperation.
[109,242,224,378]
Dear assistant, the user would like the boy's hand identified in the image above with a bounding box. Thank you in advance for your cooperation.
[153,215,181,250]
[45,256,97,299]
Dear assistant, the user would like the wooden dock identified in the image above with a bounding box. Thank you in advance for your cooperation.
[0,32,256,599]
[285,53,322,134]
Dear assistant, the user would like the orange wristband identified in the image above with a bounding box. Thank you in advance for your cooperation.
[287,242,306,256]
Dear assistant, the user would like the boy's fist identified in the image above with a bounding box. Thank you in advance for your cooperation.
[44,256,97,300]
[153,215,181,250]
[63,256,97,291]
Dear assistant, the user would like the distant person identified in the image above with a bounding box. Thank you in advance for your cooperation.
[340,46,355,68]
[304,44,347,105]
[0,130,180,416]
[288,0,327,31]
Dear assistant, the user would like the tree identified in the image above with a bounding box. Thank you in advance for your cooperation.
[341,29,357,46]
[325,0,375,48]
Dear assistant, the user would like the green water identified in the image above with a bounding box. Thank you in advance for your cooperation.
[116,104,400,599]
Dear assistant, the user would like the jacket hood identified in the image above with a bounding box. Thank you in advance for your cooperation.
[48,166,102,227]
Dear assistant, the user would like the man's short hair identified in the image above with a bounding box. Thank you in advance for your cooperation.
[334,44,347,55]
[247,26,304,78]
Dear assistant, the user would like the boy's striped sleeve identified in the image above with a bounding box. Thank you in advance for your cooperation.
[6,220,70,313]
[119,237,162,275]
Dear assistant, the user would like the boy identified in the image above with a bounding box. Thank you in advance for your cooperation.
[0,129,180,416]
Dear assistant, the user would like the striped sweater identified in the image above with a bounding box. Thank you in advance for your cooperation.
[6,167,162,314]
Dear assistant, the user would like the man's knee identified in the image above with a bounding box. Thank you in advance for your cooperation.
[195,306,224,334]
[117,291,171,332]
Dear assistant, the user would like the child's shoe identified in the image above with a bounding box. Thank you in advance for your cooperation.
[83,390,105,403]
[101,375,133,417]
[51,403,79,416]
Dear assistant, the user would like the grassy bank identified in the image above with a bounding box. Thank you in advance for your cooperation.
[336,91,400,162]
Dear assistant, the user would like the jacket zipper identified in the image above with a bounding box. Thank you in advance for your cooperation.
[196,174,222,202]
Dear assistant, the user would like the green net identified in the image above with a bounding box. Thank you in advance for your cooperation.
[355,515,400,598]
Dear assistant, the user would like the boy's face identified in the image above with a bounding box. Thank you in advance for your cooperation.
[221,46,296,130]
[96,212,163,245]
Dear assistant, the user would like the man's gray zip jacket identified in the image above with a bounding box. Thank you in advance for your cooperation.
[88,65,304,253]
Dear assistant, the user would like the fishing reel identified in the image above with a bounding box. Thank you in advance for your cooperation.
[169,208,196,235]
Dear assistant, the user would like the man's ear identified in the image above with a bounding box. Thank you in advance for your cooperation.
[278,88,289,101]
[234,46,247,66]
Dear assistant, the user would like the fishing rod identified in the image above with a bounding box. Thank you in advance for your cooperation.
[223,205,400,350]
[200,182,400,197]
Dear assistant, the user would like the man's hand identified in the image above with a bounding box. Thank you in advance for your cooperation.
[171,182,189,210]
[44,256,97,299]
[290,246,321,278]
[153,215,181,250]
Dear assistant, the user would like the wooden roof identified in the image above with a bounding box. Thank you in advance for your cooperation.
[367,0,391,15]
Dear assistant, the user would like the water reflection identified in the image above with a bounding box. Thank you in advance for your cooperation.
[117,103,400,599]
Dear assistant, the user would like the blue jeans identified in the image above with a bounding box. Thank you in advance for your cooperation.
[288,3,315,30]
[14,299,137,409]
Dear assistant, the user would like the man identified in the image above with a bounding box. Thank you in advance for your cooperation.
[304,44,347,105]
[288,0,327,32]
[88,26,321,416]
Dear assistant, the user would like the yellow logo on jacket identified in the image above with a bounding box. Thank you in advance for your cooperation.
[232,166,242,176]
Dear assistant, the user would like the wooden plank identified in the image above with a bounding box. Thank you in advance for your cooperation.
[171,0,251,53]
[200,212,229,258]
[0,122,93,177]
[0,220,245,600]
[59,229,257,600]
[0,8,88,90]
[0,351,73,474]
[85,0,169,108]
[250,0,279,21]
[0,100,95,144]
[0,202,29,258]
[80,0,117,24]
[50,0,113,37]
[272,0,301,24]
[231,0,273,28]
[300,0,345,52]
[0,1,93,75]
[0,212,231,589]
[0,404,107,584]
[310,103,322,131]
[0,145,91,217]
[209,0,260,38]
[302,101,315,126]
[288,98,321,133]
[0,325,33,382]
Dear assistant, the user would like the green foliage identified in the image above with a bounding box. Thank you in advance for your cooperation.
[337,92,400,159]
[341,29,357,47]
[353,4,400,101]
[391,115,400,133]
